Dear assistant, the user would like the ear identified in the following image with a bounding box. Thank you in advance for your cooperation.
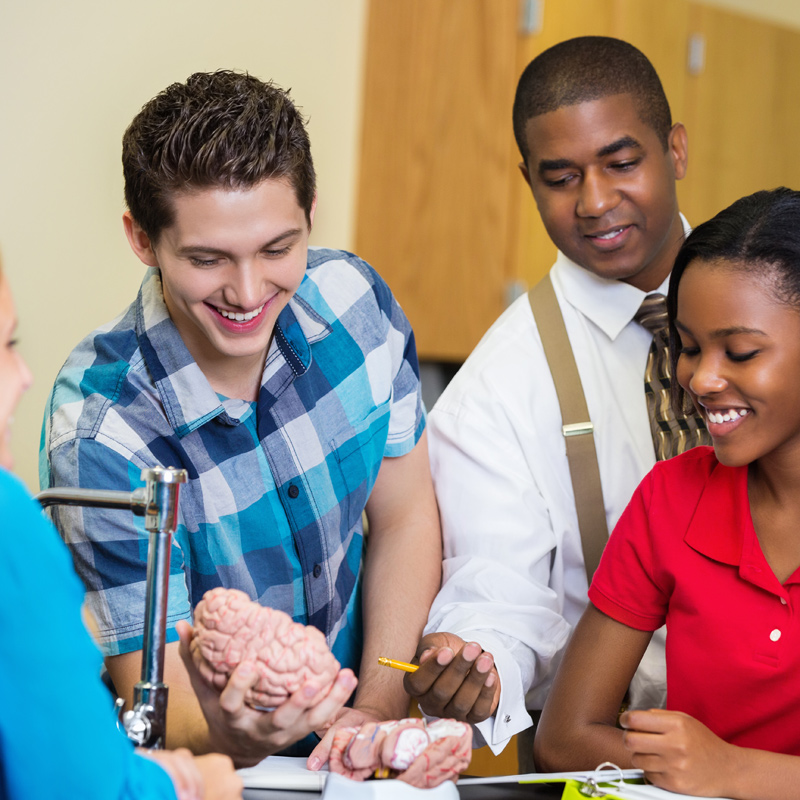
[308,193,318,230]
[122,211,159,267]
[518,161,533,190]
[667,123,688,182]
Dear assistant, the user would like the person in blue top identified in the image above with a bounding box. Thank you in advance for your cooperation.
[40,70,442,768]
[0,257,241,799]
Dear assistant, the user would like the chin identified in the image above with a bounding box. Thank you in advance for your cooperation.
[710,446,752,469]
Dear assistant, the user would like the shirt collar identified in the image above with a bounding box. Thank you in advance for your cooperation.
[553,213,690,342]
[684,458,749,566]
[135,269,332,437]
[684,458,783,595]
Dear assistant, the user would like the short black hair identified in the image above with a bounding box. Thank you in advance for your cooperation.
[512,36,672,163]
[123,70,316,244]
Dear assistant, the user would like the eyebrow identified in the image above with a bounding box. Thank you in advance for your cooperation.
[176,228,304,258]
[675,320,769,338]
[538,136,643,175]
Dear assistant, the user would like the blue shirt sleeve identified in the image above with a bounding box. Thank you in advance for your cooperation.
[0,469,176,800]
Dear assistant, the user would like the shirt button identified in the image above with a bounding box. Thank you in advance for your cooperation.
[313,564,322,578]
[781,597,787,605]
[288,484,300,499]
[770,629,782,642]
[504,715,511,723]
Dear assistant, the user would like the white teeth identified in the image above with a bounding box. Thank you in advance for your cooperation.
[217,303,264,322]
[707,408,749,424]
[596,228,623,240]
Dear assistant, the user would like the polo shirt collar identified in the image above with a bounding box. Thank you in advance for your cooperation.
[554,213,689,342]
[684,459,749,566]
[135,269,332,438]
[685,459,783,595]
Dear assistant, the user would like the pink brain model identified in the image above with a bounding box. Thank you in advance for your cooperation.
[329,718,472,788]
[191,587,340,709]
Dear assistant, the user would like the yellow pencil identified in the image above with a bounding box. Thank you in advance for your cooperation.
[377,656,419,673]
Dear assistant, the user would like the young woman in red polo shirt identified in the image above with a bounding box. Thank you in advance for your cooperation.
[535,187,800,799]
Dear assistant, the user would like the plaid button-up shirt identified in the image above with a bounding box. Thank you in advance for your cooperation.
[41,248,424,674]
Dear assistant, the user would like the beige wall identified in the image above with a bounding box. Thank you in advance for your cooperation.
[1,0,367,490]
[2,0,798,492]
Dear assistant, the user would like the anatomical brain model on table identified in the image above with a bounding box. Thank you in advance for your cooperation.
[191,587,341,709]
[328,718,473,788]
[190,587,473,787]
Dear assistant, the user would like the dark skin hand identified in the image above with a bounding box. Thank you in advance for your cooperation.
[403,632,500,724]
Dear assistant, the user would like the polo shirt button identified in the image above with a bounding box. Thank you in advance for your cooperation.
[313,564,322,578]
[770,629,782,642]
[288,484,299,499]
[504,715,511,723]
[781,597,787,605]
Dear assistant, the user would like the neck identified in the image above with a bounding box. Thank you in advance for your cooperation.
[202,348,268,403]
[748,447,800,508]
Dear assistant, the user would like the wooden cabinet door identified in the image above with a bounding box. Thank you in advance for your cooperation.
[355,0,523,361]
[680,2,800,223]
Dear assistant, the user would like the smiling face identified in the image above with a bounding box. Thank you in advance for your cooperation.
[521,93,687,291]
[124,178,315,399]
[0,273,33,471]
[675,259,800,469]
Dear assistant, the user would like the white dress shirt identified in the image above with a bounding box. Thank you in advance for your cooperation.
[425,243,681,753]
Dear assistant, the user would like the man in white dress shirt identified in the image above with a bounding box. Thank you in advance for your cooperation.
[404,37,695,763]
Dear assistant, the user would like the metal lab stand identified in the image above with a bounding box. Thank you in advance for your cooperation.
[37,465,187,749]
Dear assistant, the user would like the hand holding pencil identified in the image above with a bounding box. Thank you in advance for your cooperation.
[393,631,501,724]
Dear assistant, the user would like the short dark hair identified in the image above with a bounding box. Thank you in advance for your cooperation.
[512,36,672,163]
[667,187,800,410]
[122,70,316,243]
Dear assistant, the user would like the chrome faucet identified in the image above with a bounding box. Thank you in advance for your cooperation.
[37,465,188,749]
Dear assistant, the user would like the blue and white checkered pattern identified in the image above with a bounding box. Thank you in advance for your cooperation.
[41,248,425,674]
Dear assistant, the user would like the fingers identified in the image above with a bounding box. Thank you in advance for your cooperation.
[404,645,454,697]
[406,641,498,722]
[218,660,260,715]
[620,708,686,734]
[255,669,357,762]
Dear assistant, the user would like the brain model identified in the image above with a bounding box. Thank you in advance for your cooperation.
[328,718,472,788]
[191,587,341,709]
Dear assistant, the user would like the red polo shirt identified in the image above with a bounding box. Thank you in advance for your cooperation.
[589,446,800,755]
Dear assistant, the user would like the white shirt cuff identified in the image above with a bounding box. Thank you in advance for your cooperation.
[473,635,533,754]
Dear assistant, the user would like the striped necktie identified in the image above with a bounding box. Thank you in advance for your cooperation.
[634,293,710,460]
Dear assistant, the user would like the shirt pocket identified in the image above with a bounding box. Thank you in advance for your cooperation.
[330,404,390,531]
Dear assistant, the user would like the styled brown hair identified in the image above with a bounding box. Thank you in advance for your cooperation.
[122,70,316,243]
[513,37,672,163]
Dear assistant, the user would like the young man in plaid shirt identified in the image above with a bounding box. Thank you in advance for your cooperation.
[41,71,441,768]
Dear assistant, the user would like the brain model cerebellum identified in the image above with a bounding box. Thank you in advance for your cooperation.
[329,718,473,788]
[191,587,341,708]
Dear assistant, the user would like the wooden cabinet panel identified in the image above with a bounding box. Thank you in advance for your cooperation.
[680,3,800,223]
[355,0,523,360]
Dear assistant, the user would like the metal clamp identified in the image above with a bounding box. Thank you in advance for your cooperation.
[562,421,594,437]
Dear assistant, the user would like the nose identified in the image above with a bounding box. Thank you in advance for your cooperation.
[687,354,727,398]
[576,169,620,218]
[226,261,264,311]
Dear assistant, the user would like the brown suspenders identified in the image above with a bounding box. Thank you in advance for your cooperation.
[527,274,608,582]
